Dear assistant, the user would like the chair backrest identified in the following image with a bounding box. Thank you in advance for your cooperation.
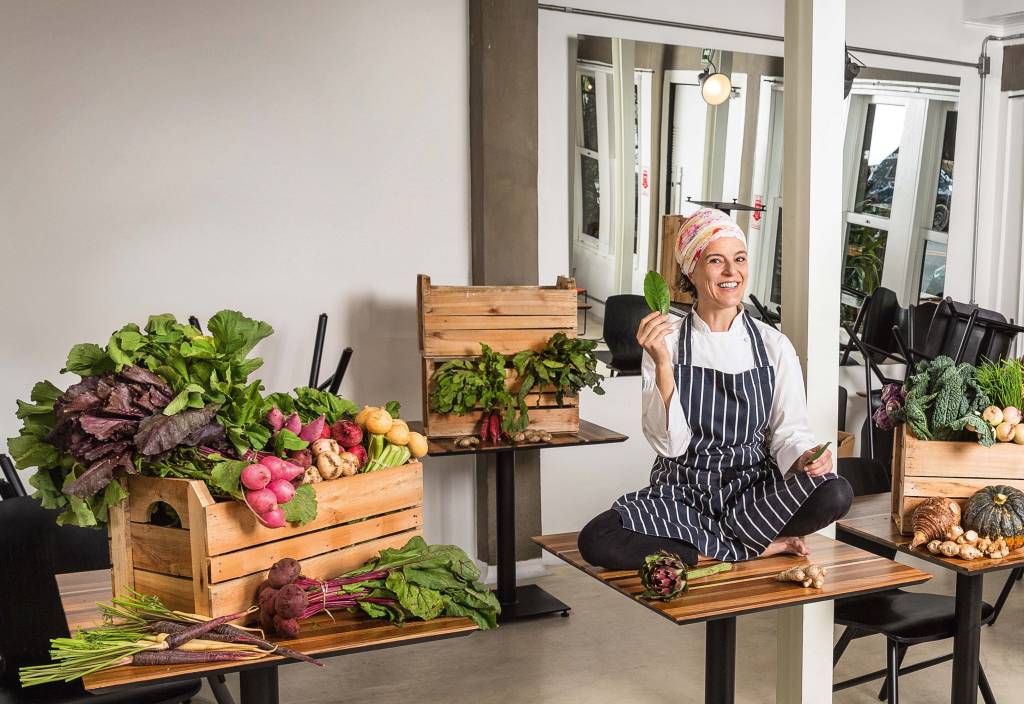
[602,295,651,372]
[837,385,848,432]
[920,299,1015,364]
[860,287,902,362]
[0,454,26,498]
[837,457,890,497]
[0,496,110,688]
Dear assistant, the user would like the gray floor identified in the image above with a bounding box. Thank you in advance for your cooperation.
[190,556,1023,704]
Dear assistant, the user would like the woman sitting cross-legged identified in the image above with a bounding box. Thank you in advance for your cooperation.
[578,208,852,570]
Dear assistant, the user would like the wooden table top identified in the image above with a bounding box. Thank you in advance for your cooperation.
[837,492,1024,576]
[57,570,477,692]
[533,532,931,625]
[408,418,628,457]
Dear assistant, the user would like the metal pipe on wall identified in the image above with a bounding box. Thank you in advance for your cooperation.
[971,32,1024,304]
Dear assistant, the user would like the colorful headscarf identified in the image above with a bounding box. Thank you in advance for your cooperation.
[674,208,747,276]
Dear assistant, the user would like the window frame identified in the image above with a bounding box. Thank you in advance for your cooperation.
[574,63,615,256]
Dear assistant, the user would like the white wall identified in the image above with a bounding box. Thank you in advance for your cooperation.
[539,0,993,534]
[0,0,476,553]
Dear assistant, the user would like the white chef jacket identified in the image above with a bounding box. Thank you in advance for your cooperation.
[641,309,817,477]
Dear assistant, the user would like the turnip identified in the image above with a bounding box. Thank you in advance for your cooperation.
[299,415,326,442]
[267,478,296,504]
[332,420,363,448]
[1003,406,1022,426]
[266,407,285,432]
[983,405,1004,427]
[386,420,409,446]
[354,406,378,429]
[241,464,271,491]
[407,432,428,459]
[1014,424,1024,445]
[261,508,286,528]
[284,412,302,435]
[365,408,393,435]
[246,488,278,515]
[996,421,1016,442]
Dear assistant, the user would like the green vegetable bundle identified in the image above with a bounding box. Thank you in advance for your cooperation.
[897,356,995,446]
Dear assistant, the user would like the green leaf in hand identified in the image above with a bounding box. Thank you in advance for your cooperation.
[644,271,670,315]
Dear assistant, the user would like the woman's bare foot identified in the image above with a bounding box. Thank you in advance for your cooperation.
[760,536,811,558]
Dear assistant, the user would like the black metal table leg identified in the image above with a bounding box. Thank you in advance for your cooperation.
[239,665,278,704]
[705,617,736,704]
[494,449,571,621]
[951,573,984,704]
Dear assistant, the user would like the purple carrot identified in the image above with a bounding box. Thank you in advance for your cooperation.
[163,610,248,650]
[214,624,324,667]
[132,650,260,665]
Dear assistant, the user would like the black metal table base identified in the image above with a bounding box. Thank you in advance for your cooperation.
[705,617,736,704]
[952,573,984,704]
[494,449,571,622]
[239,665,279,704]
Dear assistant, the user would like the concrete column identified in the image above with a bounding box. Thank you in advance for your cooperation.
[777,0,845,701]
[469,0,542,564]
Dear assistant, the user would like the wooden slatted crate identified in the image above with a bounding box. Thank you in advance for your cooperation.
[891,425,1024,534]
[418,274,580,437]
[108,462,423,617]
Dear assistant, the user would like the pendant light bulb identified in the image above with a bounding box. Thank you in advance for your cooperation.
[699,70,732,106]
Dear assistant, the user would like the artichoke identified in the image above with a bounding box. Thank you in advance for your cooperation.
[639,551,733,601]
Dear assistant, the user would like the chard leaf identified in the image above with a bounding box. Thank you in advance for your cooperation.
[63,344,114,377]
[281,484,317,525]
[8,434,61,469]
[163,383,207,416]
[134,403,220,456]
[207,310,273,359]
[644,271,670,315]
[385,571,444,621]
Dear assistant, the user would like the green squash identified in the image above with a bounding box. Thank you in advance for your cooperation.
[962,485,1024,550]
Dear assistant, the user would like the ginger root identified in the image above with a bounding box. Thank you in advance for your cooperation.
[938,541,961,557]
[946,525,965,541]
[776,564,827,589]
[926,540,943,554]
[959,544,984,561]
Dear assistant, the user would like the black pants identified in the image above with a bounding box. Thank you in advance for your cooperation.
[577,475,853,569]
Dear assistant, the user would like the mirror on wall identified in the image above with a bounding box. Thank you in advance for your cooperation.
[568,34,960,327]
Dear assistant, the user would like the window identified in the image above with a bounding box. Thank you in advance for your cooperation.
[916,109,956,301]
[577,71,604,243]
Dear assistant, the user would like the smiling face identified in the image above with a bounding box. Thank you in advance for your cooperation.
[688,237,748,311]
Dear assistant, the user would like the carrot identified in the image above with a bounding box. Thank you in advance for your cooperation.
[131,650,265,665]
[163,610,249,649]
[213,624,324,667]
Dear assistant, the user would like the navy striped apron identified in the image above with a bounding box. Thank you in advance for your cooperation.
[613,311,831,561]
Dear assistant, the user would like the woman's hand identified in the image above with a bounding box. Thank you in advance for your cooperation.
[637,312,674,368]
[796,445,834,477]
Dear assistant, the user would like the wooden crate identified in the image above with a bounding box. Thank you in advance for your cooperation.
[418,274,581,437]
[891,425,1024,534]
[108,462,423,618]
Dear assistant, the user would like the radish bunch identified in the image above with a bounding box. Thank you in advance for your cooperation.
[241,456,305,528]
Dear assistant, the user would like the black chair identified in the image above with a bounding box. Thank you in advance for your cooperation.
[833,458,997,704]
[0,496,203,704]
[0,455,26,499]
[596,295,650,377]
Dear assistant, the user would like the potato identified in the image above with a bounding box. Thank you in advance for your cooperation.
[310,438,340,457]
[317,452,346,480]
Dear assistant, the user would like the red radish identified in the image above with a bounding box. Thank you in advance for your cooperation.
[288,449,312,469]
[267,478,296,504]
[261,508,286,528]
[346,444,368,468]
[331,420,363,448]
[266,407,285,432]
[320,424,332,439]
[246,488,278,515]
[299,415,326,442]
[280,461,305,482]
[260,455,287,475]
[284,412,302,435]
[241,464,271,491]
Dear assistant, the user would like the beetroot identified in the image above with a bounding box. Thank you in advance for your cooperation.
[258,586,278,614]
[273,615,301,638]
[241,464,271,491]
[288,449,313,469]
[246,488,278,515]
[299,415,326,442]
[255,579,273,599]
[274,583,308,620]
[267,478,296,504]
[346,443,368,468]
[284,412,302,435]
[266,407,285,433]
[331,420,363,448]
[268,558,302,588]
[258,608,276,634]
